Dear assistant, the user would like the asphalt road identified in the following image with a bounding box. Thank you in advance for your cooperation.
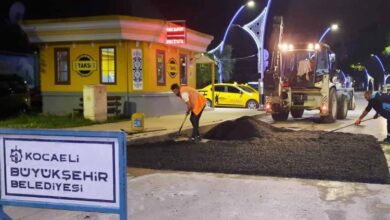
[5,92,390,220]
[261,91,390,173]
[127,93,390,184]
[262,91,387,140]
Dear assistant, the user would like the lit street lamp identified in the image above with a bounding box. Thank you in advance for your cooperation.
[208,0,255,83]
[223,1,272,108]
[318,23,338,43]
[241,0,272,108]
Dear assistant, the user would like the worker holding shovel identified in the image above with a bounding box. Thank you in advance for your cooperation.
[171,83,206,142]
[355,90,390,143]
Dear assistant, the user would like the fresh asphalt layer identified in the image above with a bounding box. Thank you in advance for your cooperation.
[128,116,390,184]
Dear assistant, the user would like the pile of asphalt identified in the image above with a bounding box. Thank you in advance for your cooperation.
[204,116,288,140]
[128,116,390,184]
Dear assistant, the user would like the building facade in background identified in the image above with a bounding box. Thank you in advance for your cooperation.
[21,15,213,116]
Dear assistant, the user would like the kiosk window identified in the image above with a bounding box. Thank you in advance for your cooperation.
[54,48,70,85]
[156,50,166,86]
[100,47,116,84]
[180,54,187,85]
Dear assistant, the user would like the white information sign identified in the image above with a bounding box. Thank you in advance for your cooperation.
[0,135,120,208]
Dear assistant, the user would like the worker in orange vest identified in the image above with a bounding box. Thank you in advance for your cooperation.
[171,83,206,141]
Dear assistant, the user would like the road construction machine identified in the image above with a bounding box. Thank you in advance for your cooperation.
[265,42,355,123]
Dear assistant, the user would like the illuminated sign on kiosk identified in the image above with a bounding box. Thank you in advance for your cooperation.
[166,20,186,45]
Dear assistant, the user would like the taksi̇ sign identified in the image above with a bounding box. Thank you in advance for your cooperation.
[0,130,127,220]
[73,54,97,77]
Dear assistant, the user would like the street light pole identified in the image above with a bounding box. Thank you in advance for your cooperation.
[241,0,272,108]
[318,24,338,43]
[208,1,254,83]
[258,0,272,109]
[363,68,374,91]
[371,54,386,89]
[219,5,246,55]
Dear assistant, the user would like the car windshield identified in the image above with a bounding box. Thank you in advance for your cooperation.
[238,85,256,93]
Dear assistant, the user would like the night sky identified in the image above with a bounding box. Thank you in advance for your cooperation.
[1,0,390,82]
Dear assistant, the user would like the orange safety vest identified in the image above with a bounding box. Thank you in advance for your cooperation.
[180,86,206,115]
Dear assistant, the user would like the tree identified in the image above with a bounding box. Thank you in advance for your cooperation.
[350,63,365,71]
[196,62,214,89]
[383,45,390,57]
[213,44,235,82]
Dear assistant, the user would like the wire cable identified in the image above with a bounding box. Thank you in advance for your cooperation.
[219,54,257,61]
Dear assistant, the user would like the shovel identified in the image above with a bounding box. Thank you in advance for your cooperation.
[177,113,189,135]
[319,117,374,137]
[169,113,189,140]
[170,113,212,143]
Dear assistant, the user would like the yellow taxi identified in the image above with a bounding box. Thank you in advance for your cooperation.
[198,83,259,109]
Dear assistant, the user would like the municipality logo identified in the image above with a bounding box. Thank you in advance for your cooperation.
[10,146,23,163]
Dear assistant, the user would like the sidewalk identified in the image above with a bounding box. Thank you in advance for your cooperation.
[5,172,390,220]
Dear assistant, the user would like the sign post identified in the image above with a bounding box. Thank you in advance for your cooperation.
[0,129,127,220]
[0,206,11,220]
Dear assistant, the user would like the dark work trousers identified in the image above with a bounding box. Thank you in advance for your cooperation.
[190,107,205,138]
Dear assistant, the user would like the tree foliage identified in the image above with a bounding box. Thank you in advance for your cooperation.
[196,61,215,89]
[383,45,390,57]
[213,44,235,82]
[350,63,366,71]
[196,44,236,88]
